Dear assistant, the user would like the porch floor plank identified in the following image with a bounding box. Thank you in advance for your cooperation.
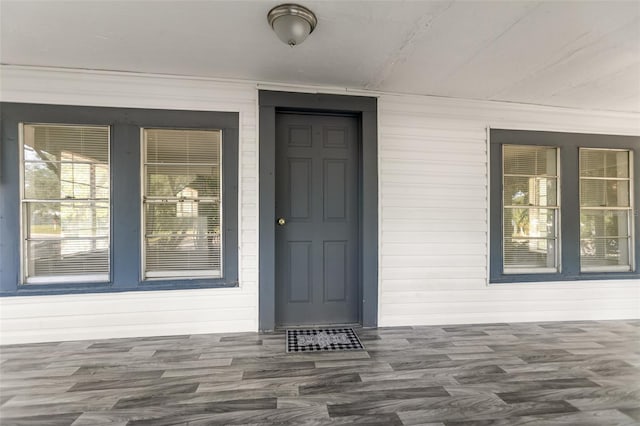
[1,320,639,425]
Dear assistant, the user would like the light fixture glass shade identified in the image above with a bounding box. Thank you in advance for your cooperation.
[268,4,317,47]
[272,14,311,46]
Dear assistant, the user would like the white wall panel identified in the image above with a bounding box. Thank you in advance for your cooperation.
[1,65,639,343]
[379,93,640,325]
[0,66,259,344]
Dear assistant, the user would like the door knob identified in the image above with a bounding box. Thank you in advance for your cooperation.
[277,217,286,226]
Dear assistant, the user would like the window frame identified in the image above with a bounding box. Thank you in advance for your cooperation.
[0,103,239,296]
[19,122,112,285]
[490,129,640,283]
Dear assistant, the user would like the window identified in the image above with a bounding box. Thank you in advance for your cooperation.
[580,149,633,272]
[503,145,559,274]
[490,130,639,283]
[21,124,110,284]
[2,102,238,294]
[142,128,223,279]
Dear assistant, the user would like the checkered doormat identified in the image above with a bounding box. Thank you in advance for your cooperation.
[286,327,365,353]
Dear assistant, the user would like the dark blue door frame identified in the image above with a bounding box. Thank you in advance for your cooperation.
[258,91,379,331]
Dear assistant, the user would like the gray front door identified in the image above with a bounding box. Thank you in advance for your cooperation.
[275,112,359,326]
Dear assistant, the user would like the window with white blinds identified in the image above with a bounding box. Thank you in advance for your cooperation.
[580,149,634,272]
[502,145,559,274]
[491,130,639,283]
[21,124,110,284]
[142,128,222,279]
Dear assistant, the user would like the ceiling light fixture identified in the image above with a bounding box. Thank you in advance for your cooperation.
[267,3,317,47]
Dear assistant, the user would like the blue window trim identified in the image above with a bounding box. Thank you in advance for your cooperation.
[489,129,640,283]
[0,103,239,296]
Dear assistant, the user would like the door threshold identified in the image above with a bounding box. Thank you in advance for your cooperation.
[275,323,361,331]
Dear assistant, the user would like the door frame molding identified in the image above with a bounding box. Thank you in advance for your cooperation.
[258,90,378,331]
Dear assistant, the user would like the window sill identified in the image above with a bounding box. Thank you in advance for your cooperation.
[490,271,639,284]
[503,268,558,275]
[23,274,110,285]
[143,272,222,280]
[1,279,239,297]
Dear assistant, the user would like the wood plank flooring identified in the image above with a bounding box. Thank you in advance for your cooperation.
[1,320,639,425]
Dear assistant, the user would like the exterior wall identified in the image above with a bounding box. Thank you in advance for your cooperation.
[0,67,259,344]
[378,94,640,326]
[1,65,638,344]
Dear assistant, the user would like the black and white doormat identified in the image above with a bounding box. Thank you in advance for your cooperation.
[286,328,364,353]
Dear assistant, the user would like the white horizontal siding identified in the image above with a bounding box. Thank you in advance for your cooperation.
[1,65,639,344]
[378,93,640,325]
[0,66,259,344]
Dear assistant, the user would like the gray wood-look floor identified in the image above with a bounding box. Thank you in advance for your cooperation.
[1,320,639,425]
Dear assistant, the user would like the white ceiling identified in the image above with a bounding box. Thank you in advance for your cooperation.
[1,0,639,112]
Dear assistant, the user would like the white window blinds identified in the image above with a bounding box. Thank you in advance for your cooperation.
[142,128,222,279]
[502,145,559,274]
[21,124,110,284]
[580,149,634,272]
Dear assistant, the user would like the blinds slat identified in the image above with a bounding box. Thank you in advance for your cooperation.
[27,239,109,276]
[504,238,558,269]
[145,129,221,164]
[504,176,558,207]
[503,145,557,176]
[25,125,109,163]
[580,149,630,178]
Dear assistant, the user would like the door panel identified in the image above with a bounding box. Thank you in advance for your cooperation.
[324,240,347,302]
[288,241,312,303]
[275,113,359,326]
[324,159,347,220]
[288,159,312,219]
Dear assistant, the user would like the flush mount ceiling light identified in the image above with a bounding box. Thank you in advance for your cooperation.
[267,3,317,47]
